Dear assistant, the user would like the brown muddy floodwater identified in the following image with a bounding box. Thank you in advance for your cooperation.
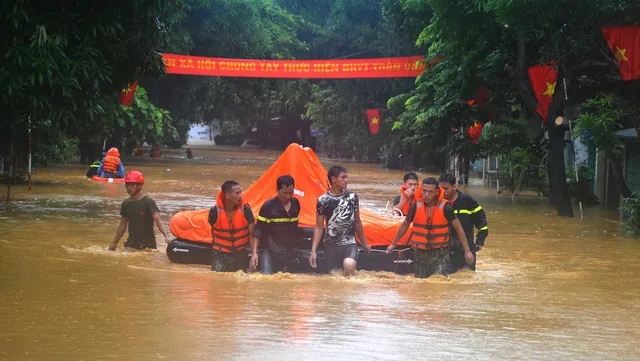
[1,145,639,361]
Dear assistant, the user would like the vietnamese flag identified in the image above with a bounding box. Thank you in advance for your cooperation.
[467,121,484,144]
[119,81,139,106]
[366,109,381,134]
[602,26,640,81]
[528,64,558,123]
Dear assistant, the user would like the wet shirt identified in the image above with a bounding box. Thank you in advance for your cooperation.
[254,197,300,254]
[316,190,359,246]
[120,196,159,249]
[449,190,488,248]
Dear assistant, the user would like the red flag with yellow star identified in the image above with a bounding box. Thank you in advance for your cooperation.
[528,64,557,123]
[119,81,139,106]
[366,109,381,134]
[467,121,484,144]
[602,26,640,81]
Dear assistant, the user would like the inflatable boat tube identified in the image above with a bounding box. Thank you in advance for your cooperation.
[166,238,414,275]
[91,176,125,183]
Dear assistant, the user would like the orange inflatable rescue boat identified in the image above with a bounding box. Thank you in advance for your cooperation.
[91,175,125,183]
[167,144,415,273]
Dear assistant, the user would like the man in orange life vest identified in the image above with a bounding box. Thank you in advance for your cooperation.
[392,172,420,216]
[208,180,256,272]
[387,177,474,278]
[97,147,125,178]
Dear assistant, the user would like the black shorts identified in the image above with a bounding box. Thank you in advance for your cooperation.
[323,243,359,272]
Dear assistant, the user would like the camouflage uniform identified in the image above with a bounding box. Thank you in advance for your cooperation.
[211,249,249,272]
[413,248,452,278]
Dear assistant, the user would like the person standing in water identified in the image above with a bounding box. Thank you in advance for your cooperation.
[309,166,372,276]
[438,173,488,272]
[392,172,420,216]
[251,175,301,274]
[97,147,125,178]
[208,181,256,272]
[109,170,169,250]
[386,177,474,278]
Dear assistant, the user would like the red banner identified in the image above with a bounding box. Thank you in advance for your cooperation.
[366,109,382,134]
[119,81,138,106]
[602,26,640,81]
[162,53,426,78]
[528,64,557,123]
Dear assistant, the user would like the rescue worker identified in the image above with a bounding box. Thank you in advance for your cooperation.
[86,152,105,178]
[386,177,474,278]
[208,180,256,272]
[108,170,169,250]
[309,165,372,277]
[438,173,488,272]
[392,172,420,216]
[97,147,125,178]
[251,175,301,274]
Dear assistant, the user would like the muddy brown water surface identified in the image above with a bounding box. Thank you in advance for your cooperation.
[1,146,639,361]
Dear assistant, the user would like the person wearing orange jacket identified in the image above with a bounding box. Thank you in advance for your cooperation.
[386,177,474,278]
[108,170,169,250]
[97,147,125,178]
[392,172,420,216]
[208,180,256,272]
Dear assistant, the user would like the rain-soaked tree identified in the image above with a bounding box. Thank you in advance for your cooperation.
[0,0,180,170]
[389,0,640,217]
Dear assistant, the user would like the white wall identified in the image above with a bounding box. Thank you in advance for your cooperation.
[188,123,216,145]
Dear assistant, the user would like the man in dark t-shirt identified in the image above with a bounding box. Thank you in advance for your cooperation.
[309,166,372,276]
[252,175,301,274]
[109,170,169,250]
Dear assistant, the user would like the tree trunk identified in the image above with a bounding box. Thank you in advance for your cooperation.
[607,151,633,198]
[547,96,574,217]
[6,142,13,201]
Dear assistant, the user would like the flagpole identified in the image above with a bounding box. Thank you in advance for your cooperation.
[564,77,584,220]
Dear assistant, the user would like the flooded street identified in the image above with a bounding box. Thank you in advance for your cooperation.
[1,146,639,361]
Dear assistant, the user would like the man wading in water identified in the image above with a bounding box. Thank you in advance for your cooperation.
[208,181,256,272]
[309,166,372,276]
[251,175,301,274]
[109,170,169,250]
[387,177,474,278]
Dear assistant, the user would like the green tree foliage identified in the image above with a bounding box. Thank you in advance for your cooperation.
[388,0,640,216]
[0,0,179,167]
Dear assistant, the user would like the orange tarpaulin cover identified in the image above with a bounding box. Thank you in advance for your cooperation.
[169,144,410,247]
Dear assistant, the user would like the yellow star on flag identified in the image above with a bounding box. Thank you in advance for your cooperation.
[371,117,379,125]
[615,46,628,62]
[542,82,556,97]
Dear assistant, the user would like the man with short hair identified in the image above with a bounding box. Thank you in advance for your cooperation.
[208,181,256,272]
[251,175,301,274]
[387,177,474,278]
[438,173,488,272]
[309,165,372,276]
[392,172,420,216]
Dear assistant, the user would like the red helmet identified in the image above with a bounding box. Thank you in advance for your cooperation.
[125,170,145,184]
[107,147,120,157]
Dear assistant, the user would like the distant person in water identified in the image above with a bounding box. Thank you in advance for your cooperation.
[252,175,301,274]
[97,147,125,178]
[392,172,420,216]
[309,165,372,276]
[208,181,256,272]
[86,151,106,178]
[109,170,169,250]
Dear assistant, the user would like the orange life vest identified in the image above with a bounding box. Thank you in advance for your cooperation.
[409,199,450,250]
[212,192,250,253]
[102,155,121,174]
[396,184,423,215]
